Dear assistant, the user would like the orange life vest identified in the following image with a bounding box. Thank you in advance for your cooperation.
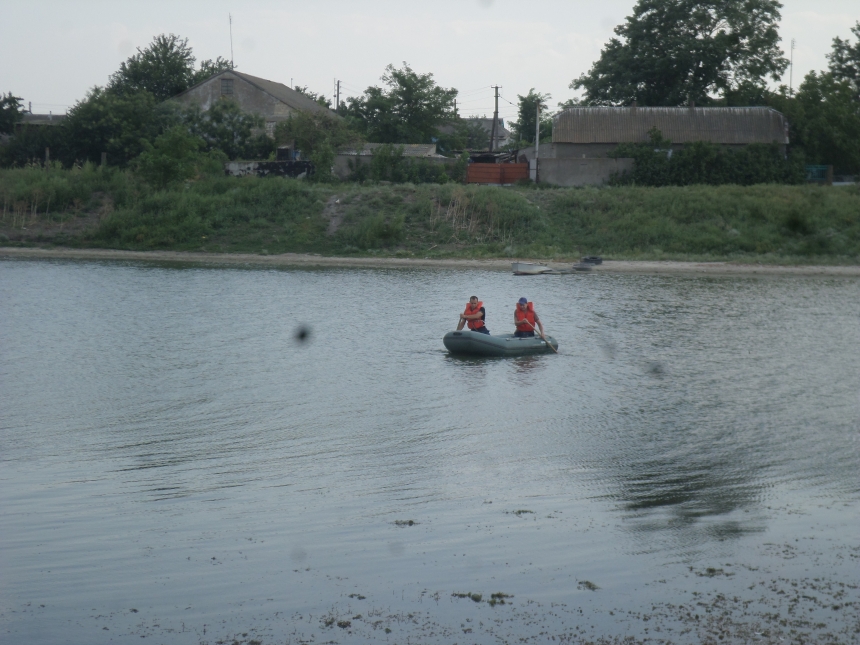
[514,302,536,332]
[464,301,486,330]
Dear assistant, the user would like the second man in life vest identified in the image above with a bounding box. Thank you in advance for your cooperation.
[514,297,545,338]
[458,296,490,334]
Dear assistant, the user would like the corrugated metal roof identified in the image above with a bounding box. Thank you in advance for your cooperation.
[552,107,788,145]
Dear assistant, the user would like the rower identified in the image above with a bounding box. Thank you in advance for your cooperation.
[458,296,490,334]
[513,297,545,338]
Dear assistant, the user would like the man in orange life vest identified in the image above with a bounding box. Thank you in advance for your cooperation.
[514,297,545,338]
[457,296,490,334]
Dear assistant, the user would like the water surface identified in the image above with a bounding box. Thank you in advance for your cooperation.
[1,259,858,644]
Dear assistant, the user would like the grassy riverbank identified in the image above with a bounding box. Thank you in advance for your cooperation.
[2,165,859,263]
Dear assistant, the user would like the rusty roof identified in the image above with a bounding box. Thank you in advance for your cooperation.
[552,107,788,145]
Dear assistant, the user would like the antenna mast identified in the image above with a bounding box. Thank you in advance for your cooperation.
[789,38,795,97]
[229,14,235,70]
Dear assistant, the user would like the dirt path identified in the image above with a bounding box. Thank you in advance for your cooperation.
[3,246,860,276]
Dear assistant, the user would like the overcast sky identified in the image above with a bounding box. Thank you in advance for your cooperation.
[2,0,857,122]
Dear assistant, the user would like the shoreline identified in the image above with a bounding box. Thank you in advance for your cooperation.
[2,246,860,276]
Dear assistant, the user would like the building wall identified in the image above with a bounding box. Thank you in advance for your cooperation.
[537,158,633,187]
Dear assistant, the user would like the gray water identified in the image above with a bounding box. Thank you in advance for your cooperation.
[1,258,859,645]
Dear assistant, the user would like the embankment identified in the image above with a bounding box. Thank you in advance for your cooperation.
[2,166,859,264]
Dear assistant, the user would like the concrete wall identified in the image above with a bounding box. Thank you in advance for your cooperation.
[537,158,633,187]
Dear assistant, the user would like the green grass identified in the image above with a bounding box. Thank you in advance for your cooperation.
[2,167,859,264]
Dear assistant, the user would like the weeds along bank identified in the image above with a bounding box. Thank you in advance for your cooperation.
[1,166,859,263]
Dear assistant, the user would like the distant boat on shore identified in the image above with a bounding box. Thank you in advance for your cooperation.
[512,262,551,275]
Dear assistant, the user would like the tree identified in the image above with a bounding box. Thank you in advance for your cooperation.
[0,92,25,135]
[342,63,457,143]
[136,125,205,188]
[511,89,552,144]
[827,21,860,101]
[274,110,362,181]
[770,72,860,174]
[571,0,788,106]
[191,57,234,86]
[109,34,196,102]
[62,87,173,165]
[183,99,273,160]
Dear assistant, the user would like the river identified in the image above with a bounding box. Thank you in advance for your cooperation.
[1,258,858,644]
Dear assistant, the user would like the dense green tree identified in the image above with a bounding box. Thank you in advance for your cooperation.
[827,21,860,101]
[572,0,788,106]
[511,89,552,144]
[109,34,196,101]
[62,87,173,165]
[136,125,207,188]
[183,100,273,160]
[0,92,25,134]
[342,63,457,143]
[274,110,362,181]
[769,73,860,174]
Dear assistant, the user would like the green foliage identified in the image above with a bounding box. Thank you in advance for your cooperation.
[93,176,330,251]
[0,163,138,218]
[511,89,552,144]
[542,183,860,260]
[610,128,803,185]
[341,63,457,143]
[827,21,860,101]
[763,22,860,175]
[274,110,363,182]
[0,122,62,167]
[191,57,234,85]
[109,34,196,102]
[348,144,453,184]
[183,100,273,160]
[572,0,788,106]
[135,125,205,188]
[4,167,860,262]
[62,87,173,166]
[770,72,860,174]
[0,93,25,135]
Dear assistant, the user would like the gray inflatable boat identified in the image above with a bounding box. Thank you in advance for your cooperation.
[443,330,559,357]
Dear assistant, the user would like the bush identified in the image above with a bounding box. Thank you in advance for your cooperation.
[610,128,805,186]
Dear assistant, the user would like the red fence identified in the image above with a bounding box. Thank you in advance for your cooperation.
[466,163,529,184]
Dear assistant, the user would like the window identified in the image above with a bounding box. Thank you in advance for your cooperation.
[221,79,233,96]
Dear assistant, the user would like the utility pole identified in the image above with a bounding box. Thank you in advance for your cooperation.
[789,38,796,97]
[534,101,541,184]
[454,99,457,118]
[489,85,500,151]
[229,14,234,70]
[336,80,341,111]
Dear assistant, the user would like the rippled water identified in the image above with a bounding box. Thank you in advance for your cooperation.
[1,258,858,644]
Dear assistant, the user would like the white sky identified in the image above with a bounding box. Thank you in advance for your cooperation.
[2,0,857,123]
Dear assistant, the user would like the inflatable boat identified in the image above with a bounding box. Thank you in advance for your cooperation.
[443,330,559,357]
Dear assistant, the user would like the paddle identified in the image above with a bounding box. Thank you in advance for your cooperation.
[518,319,558,353]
